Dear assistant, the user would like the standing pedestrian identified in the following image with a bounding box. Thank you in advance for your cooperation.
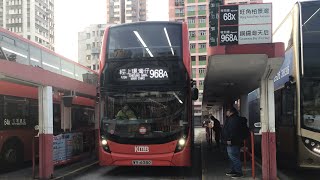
[222,106,243,178]
[210,115,221,148]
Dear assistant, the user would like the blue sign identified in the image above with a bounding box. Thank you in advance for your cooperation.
[274,47,294,89]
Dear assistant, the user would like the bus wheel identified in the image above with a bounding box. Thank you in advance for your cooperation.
[1,140,23,168]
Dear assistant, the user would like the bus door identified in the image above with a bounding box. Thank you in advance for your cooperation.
[275,84,297,167]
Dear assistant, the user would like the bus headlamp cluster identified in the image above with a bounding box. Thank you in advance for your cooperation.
[303,137,320,155]
[101,137,111,153]
[175,135,187,153]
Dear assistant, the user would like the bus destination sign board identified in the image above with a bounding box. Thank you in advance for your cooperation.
[118,67,169,81]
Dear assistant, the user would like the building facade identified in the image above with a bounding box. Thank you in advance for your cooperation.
[0,0,55,50]
[106,0,147,24]
[169,0,209,123]
[78,24,107,72]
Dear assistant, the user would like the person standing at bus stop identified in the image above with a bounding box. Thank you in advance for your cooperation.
[210,115,221,148]
[222,106,243,178]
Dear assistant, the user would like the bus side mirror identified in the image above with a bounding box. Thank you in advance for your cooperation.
[192,87,198,100]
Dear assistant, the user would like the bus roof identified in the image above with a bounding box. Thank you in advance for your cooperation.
[108,21,183,29]
[0,28,97,74]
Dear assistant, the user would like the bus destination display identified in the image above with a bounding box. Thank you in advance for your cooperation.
[118,67,169,81]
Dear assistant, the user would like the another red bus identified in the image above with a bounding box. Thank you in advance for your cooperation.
[98,22,198,167]
[0,28,97,169]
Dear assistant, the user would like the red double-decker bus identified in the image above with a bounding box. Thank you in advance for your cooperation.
[98,22,198,166]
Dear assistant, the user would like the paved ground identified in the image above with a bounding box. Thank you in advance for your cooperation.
[1,128,320,180]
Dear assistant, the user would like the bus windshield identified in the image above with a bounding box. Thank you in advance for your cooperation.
[101,89,187,143]
[301,1,320,132]
[302,79,320,132]
[301,1,320,77]
[107,23,182,59]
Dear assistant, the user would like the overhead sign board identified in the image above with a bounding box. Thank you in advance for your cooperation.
[209,0,224,46]
[220,4,272,26]
[218,3,272,45]
[224,0,263,5]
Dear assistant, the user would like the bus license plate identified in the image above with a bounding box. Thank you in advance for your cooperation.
[132,160,152,165]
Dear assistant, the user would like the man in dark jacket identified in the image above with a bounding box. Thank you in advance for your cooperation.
[222,106,243,178]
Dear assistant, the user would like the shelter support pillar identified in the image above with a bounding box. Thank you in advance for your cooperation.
[240,94,249,119]
[38,86,54,179]
[260,79,277,180]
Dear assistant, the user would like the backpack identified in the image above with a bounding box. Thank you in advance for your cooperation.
[240,116,250,140]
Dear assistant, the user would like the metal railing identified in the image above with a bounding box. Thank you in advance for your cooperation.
[243,131,256,179]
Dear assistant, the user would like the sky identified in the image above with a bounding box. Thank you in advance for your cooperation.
[55,0,169,61]
[55,0,300,62]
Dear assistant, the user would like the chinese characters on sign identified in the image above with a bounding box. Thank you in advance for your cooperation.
[238,4,272,24]
[209,0,224,46]
[119,68,169,81]
[4,118,27,126]
[238,24,271,44]
[224,0,263,5]
[218,3,272,45]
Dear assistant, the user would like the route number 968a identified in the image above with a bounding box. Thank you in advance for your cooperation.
[149,69,168,79]
[220,34,238,43]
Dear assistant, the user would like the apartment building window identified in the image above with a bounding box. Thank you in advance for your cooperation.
[114,5,120,8]
[199,56,206,61]
[190,43,196,49]
[199,80,204,86]
[199,30,206,36]
[199,17,206,24]
[198,5,206,11]
[199,56,206,65]
[126,10,132,14]
[86,33,90,39]
[199,68,205,74]
[190,43,196,53]
[100,30,104,36]
[175,0,184,6]
[188,18,195,24]
[175,8,184,17]
[92,31,95,36]
[126,4,132,8]
[86,55,91,60]
[192,68,197,77]
[86,44,91,50]
[93,65,96,70]
[199,43,206,49]
[92,42,95,48]
[187,6,195,16]
[191,56,196,62]
[189,31,195,40]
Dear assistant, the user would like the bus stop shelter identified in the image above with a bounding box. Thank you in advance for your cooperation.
[202,43,284,180]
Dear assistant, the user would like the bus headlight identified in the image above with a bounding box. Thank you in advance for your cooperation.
[175,137,187,153]
[102,139,108,145]
[101,137,111,153]
[302,137,320,155]
[178,138,186,146]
